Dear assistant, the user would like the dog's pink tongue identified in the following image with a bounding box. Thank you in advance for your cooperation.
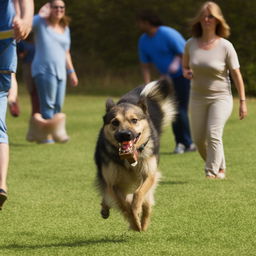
[121,141,132,151]
[119,141,138,166]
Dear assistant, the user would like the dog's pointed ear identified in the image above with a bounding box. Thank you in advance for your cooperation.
[137,96,148,114]
[105,98,115,112]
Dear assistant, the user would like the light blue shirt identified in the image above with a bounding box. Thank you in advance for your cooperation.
[138,26,185,78]
[0,0,17,73]
[31,15,71,80]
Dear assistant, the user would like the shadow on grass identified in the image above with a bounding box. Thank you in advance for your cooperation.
[9,143,32,147]
[0,237,127,250]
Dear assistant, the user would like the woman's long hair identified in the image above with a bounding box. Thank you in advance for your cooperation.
[49,0,71,28]
[190,1,230,38]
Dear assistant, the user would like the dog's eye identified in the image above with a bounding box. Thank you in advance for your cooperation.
[111,119,119,127]
[131,118,138,124]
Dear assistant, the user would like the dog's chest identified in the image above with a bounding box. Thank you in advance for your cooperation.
[105,161,145,192]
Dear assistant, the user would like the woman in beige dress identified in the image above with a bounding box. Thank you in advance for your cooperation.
[183,1,247,179]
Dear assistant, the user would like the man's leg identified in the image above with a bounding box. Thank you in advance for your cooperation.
[172,75,193,151]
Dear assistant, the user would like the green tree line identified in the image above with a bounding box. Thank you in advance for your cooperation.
[34,0,256,95]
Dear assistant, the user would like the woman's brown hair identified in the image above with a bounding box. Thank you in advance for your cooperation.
[190,1,230,38]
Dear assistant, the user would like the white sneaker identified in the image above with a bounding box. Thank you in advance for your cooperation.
[185,143,197,152]
[173,143,185,154]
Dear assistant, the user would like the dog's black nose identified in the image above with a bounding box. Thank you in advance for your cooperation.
[115,130,134,142]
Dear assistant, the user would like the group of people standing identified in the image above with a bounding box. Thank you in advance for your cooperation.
[137,2,247,180]
[0,0,248,211]
[0,0,78,210]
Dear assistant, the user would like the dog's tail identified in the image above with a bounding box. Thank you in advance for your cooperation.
[140,78,176,131]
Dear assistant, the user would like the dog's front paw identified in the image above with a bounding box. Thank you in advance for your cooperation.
[129,222,142,232]
[101,208,110,219]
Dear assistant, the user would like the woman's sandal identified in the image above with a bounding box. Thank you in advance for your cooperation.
[206,174,217,179]
[0,189,7,210]
[217,169,225,179]
[206,169,225,179]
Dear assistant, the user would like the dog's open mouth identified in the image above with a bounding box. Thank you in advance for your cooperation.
[119,133,140,166]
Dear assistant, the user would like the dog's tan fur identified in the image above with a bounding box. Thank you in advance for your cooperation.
[95,79,175,231]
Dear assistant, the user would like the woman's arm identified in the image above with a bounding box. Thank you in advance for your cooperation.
[182,52,193,80]
[230,68,247,120]
[66,51,78,87]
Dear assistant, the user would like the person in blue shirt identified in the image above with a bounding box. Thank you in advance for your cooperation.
[0,0,34,210]
[137,10,195,154]
[30,0,78,144]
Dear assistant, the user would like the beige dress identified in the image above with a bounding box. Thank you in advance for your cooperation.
[184,37,240,176]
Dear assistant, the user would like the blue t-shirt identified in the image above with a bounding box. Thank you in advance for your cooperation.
[31,15,71,80]
[0,0,17,74]
[138,26,185,78]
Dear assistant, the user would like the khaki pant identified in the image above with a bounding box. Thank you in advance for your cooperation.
[189,94,233,175]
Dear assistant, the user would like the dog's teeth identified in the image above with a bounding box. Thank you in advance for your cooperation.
[131,161,138,167]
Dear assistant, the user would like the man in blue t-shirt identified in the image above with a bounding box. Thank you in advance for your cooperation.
[137,10,195,154]
[0,0,34,210]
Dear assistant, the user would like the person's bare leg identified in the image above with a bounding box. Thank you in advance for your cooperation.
[0,143,9,192]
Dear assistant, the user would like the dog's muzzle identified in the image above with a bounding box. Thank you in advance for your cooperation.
[115,130,141,166]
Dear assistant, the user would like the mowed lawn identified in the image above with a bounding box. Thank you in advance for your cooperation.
[0,93,256,256]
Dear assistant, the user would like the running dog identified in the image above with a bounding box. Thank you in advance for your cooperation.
[94,79,176,231]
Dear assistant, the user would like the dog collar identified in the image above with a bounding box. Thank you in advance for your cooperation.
[137,139,149,152]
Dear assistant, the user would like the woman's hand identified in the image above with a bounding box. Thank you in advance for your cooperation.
[39,3,51,18]
[13,16,32,40]
[69,72,79,87]
[239,100,247,120]
[183,68,193,80]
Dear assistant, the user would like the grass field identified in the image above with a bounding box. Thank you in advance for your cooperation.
[0,93,256,256]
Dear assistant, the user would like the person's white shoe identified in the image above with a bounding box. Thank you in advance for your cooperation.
[173,143,185,154]
[185,143,197,152]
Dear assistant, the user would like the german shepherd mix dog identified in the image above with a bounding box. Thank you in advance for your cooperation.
[94,79,176,231]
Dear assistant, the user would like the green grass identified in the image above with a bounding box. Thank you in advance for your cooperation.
[1,93,256,256]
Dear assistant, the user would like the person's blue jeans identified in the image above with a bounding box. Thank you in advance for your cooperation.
[172,75,192,148]
[34,73,66,119]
